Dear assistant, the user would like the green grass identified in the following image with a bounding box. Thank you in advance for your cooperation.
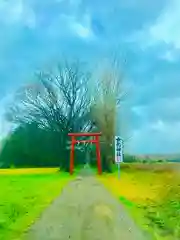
[0,171,73,240]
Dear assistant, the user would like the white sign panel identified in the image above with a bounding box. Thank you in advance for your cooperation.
[115,136,123,163]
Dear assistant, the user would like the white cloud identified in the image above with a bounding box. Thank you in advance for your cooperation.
[129,0,180,61]
[160,50,178,62]
[0,0,36,29]
[132,105,147,117]
[132,96,180,125]
[147,0,180,49]
[150,119,165,132]
[71,22,92,38]
[70,14,94,39]
[69,0,82,7]
[145,120,180,140]
[129,120,180,153]
[59,12,95,40]
[129,95,180,153]
[0,93,15,140]
[0,116,11,140]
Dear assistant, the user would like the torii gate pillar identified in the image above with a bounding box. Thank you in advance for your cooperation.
[68,132,102,175]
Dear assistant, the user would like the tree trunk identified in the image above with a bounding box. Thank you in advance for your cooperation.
[101,142,112,173]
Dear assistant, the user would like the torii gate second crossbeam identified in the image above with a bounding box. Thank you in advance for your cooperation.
[68,132,102,175]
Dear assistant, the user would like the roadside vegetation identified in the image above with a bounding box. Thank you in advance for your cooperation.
[0,170,73,240]
[99,162,180,240]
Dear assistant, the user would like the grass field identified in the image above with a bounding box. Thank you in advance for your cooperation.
[0,168,73,240]
[99,163,180,240]
[1,164,179,240]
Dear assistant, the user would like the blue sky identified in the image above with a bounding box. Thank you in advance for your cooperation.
[0,0,180,154]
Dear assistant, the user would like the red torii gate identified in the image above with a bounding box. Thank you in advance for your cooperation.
[68,132,102,175]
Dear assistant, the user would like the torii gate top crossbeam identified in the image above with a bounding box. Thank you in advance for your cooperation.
[68,132,102,137]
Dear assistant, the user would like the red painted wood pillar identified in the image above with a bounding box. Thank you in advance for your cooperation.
[70,136,75,175]
[95,135,102,175]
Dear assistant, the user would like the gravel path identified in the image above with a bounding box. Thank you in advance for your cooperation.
[23,173,151,240]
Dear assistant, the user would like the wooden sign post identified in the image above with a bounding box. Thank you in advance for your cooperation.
[115,136,124,179]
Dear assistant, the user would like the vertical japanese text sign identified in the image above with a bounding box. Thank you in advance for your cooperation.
[115,136,123,163]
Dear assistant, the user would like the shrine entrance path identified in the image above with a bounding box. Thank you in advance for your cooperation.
[23,171,151,240]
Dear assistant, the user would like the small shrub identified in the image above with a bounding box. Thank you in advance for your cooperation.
[10,164,16,169]
[120,163,131,170]
[124,155,137,163]
[142,159,148,163]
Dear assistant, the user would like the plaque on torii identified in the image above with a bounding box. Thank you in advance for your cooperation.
[68,132,102,175]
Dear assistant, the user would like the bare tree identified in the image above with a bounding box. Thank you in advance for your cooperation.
[6,61,92,132]
[5,61,93,170]
[90,58,126,171]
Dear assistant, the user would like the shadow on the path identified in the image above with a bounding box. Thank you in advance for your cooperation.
[78,166,95,177]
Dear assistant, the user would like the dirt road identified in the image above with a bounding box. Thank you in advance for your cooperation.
[23,174,151,240]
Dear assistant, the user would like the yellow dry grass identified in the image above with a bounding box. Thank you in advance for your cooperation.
[98,171,172,204]
[0,167,59,175]
[98,165,180,240]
